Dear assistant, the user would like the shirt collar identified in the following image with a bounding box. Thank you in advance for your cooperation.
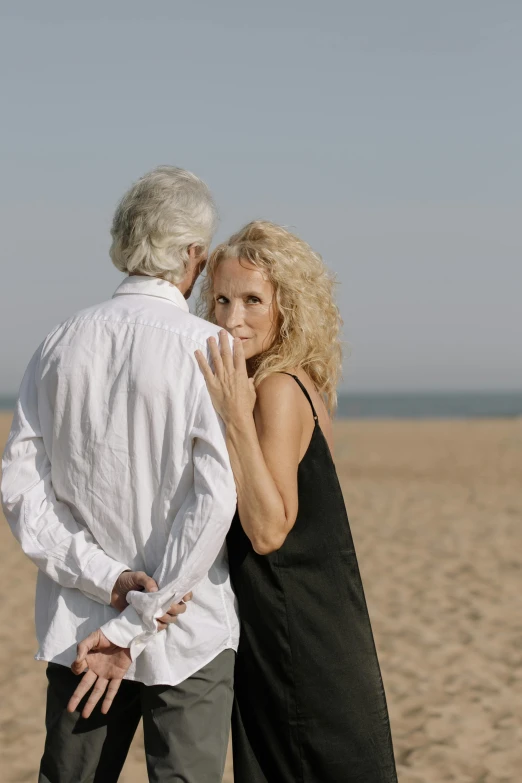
[112,275,190,312]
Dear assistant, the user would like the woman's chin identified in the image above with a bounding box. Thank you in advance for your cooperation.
[242,343,261,362]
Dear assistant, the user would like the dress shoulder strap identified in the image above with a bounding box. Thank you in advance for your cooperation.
[280,373,319,423]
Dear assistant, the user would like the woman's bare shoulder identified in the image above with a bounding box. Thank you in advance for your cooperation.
[255,372,303,403]
[254,373,305,423]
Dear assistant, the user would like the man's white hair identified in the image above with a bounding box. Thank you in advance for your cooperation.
[110,166,218,284]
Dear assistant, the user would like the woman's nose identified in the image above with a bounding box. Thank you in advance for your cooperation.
[225,302,244,330]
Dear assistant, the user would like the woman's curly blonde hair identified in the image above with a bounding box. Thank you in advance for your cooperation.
[197,220,343,413]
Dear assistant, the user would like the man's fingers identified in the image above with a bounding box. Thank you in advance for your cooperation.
[182,592,193,603]
[67,669,97,713]
[167,602,187,617]
[157,614,176,625]
[73,631,98,669]
[100,678,122,715]
[82,677,109,719]
[167,601,187,617]
[135,572,158,593]
[158,603,186,625]
[76,640,89,662]
[71,658,89,676]
[158,594,191,626]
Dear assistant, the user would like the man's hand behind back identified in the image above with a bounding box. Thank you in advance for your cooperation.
[68,590,193,718]
[110,570,159,612]
[67,630,132,717]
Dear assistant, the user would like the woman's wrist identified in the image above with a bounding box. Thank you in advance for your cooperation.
[226,415,258,451]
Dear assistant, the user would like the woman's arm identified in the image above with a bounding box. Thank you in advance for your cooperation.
[195,331,303,554]
[228,373,303,553]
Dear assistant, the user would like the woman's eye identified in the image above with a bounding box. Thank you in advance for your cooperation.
[247,296,261,304]
[216,296,229,305]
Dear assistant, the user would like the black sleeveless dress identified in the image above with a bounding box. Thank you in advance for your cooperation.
[227,375,398,783]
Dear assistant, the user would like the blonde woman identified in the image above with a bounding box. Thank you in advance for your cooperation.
[195,221,397,783]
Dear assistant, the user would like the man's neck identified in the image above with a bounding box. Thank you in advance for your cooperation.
[129,273,188,299]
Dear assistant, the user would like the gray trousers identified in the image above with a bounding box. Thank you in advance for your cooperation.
[38,649,235,783]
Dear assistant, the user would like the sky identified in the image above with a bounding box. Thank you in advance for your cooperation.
[1,1,521,394]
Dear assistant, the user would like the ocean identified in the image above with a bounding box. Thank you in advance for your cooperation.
[1,392,521,418]
[335,392,522,419]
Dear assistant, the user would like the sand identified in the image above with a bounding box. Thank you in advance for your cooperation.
[1,411,521,782]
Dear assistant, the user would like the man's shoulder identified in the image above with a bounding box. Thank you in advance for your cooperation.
[177,312,223,348]
[38,295,224,356]
[39,297,116,345]
[134,304,223,350]
[112,302,223,350]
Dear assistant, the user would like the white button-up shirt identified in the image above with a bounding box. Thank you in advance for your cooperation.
[1,276,239,686]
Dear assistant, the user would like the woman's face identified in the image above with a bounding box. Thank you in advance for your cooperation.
[213,256,278,361]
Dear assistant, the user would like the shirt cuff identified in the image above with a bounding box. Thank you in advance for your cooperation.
[80,551,130,606]
[101,604,157,661]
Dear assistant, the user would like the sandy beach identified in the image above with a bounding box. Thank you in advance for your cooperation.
[1,411,521,782]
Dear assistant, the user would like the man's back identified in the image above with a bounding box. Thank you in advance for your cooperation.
[44,277,221,571]
[3,275,239,686]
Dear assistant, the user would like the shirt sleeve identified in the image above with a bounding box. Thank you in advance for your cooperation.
[100,371,237,660]
[1,346,131,606]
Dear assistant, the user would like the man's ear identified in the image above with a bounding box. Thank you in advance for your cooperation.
[189,244,208,277]
[188,244,203,262]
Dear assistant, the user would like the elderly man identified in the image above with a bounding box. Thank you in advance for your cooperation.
[1,167,239,782]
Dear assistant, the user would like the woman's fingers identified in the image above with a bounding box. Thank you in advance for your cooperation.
[232,336,247,373]
[207,337,224,379]
[219,330,234,374]
[196,333,254,420]
[194,350,215,386]
[195,334,238,387]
